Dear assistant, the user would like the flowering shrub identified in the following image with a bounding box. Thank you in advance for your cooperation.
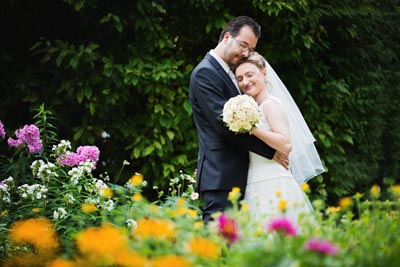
[1,110,400,267]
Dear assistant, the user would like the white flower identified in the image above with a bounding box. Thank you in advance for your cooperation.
[53,207,68,220]
[126,219,138,229]
[101,131,110,139]
[102,199,115,211]
[64,193,75,204]
[222,95,260,133]
[190,192,199,200]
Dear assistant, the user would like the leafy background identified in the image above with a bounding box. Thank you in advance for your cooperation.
[1,0,399,204]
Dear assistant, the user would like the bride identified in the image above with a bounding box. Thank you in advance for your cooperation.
[234,52,324,225]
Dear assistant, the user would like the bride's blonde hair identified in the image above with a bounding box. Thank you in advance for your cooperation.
[242,51,266,71]
[237,52,272,92]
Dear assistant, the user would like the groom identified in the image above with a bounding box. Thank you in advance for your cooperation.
[189,16,288,222]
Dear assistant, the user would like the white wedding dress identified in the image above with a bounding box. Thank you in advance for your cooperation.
[244,97,314,225]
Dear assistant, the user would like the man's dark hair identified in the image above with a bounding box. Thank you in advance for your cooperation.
[218,16,261,42]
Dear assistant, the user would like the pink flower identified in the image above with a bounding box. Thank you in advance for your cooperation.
[267,217,298,236]
[0,120,5,139]
[57,145,100,167]
[7,124,42,153]
[304,238,339,255]
[218,213,240,243]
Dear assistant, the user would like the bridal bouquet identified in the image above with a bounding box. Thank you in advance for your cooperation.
[222,94,260,133]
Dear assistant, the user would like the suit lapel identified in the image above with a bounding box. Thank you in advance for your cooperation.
[205,53,240,97]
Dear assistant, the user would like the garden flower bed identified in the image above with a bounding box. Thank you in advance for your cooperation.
[1,108,400,267]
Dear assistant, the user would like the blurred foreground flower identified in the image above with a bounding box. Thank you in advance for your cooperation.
[267,217,298,236]
[218,213,240,243]
[304,238,339,255]
[9,217,59,251]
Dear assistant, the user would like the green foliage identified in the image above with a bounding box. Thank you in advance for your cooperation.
[0,0,399,203]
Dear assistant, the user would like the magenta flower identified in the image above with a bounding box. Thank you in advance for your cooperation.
[304,238,339,255]
[218,213,240,244]
[267,217,298,236]
[0,120,5,139]
[7,124,42,153]
[57,145,100,167]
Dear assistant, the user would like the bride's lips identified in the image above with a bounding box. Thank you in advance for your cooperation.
[244,84,253,91]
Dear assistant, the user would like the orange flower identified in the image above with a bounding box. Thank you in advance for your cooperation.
[115,250,147,267]
[134,218,176,241]
[188,237,221,259]
[9,217,59,251]
[47,258,76,267]
[76,223,129,265]
[151,255,192,267]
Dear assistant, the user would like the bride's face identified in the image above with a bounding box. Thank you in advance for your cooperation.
[235,62,266,98]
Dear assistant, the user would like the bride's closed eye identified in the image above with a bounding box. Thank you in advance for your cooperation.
[236,72,255,82]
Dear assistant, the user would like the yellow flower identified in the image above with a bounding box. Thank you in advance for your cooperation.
[193,221,204,229]
[275,190,282,197]
[339,197,353,209]
[132,193,143,202]
[300,183,310,192]
[9,217,59,251]
[129,172,144,187]
[240,203,249,212]
[134,218,176,241]
[327,206,341,214]
[76,223,129,265]
[188,237,221,259]
[150,204,160,214]
[32,207,41,213]
[151,255,192,267]
[370,184,380,198]
[278,198,287,212]
[176,197,186,207]
[172,207,198,218]
[354,192,363,200]
[100,187,113,198]
[81,202,98,213]
[390,185,400,197]
[228,187,241,202]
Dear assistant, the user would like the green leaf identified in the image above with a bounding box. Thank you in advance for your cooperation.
[142,145,155,156]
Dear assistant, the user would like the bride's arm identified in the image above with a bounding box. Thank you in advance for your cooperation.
[250,99,292,154]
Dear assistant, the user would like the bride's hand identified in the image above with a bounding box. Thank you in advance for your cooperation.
[273,151,289,170]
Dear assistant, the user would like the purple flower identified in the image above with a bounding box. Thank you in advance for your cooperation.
[218,213,240,244]
[7,124,42,153]
[267,217,298,236]
[0,120,5,139]
[57,145,100,168]
[304,238,339,255]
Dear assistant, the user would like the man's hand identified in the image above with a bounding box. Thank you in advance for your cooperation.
[273,151,289,170]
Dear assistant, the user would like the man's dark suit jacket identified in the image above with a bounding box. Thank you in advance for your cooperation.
[189,53,275,194]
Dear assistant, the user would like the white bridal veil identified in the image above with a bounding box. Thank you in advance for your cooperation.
[264,59,325,184]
